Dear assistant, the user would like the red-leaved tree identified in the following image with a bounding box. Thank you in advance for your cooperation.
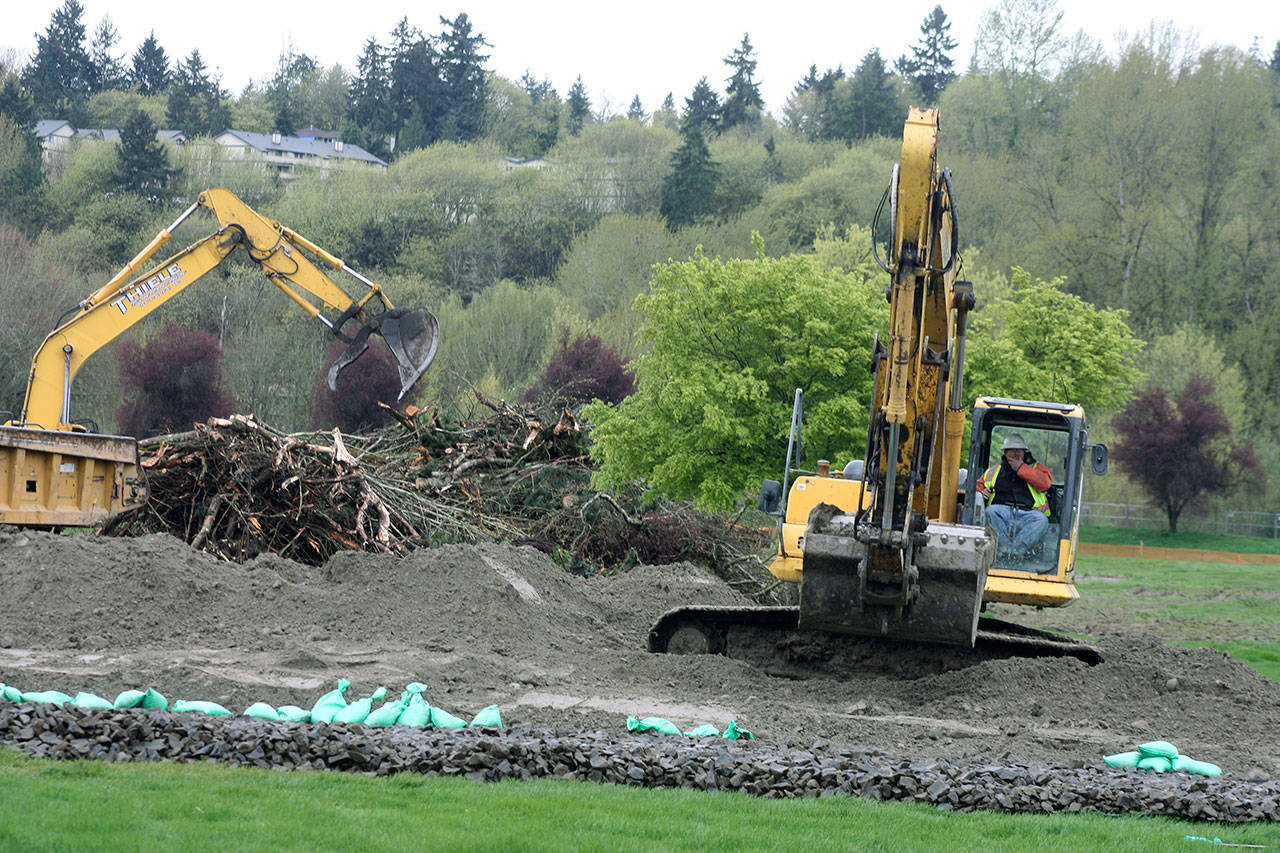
[115,324,237,436]
[1112,375,1263,532]
[523,329,635,407]
[309,339,401,433]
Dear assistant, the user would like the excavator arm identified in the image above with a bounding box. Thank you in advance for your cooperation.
[17,188,439,432]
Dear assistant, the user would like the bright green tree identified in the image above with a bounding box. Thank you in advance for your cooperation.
[584,239,887,509]
[964,267,1142,414]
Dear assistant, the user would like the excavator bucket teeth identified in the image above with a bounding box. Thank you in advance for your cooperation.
[798,515,994,647]
[378,308,440,401]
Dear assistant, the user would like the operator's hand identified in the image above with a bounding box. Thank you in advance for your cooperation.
[1007,458,1023,473]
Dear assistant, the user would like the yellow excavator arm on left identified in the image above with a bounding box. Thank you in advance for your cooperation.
[15,187,439,432]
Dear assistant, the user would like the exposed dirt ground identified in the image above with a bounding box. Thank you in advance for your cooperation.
[1,527,1277,778]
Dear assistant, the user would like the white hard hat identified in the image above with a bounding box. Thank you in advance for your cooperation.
[1001,433,1029,451]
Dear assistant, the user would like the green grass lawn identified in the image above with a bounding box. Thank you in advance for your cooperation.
[1079,524,1280,554]
[1,749,1276,852]
[1068,554,1280,680]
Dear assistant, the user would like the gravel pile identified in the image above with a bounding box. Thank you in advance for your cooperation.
[3,702,1276,822]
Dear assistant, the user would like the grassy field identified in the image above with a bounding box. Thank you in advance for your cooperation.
[1069,552,1280,681]
[1079,524,1280,554]
[1,749,1276,852]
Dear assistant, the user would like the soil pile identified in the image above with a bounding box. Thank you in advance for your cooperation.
[1,526,1278,783]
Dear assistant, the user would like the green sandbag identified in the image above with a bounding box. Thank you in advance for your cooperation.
[397,685,431,727]
[1172,755,1223,776]
[242,702,280,720]
[276,705,311,723]
[366,695,408,727]
[626,716,682,736]
[429,706,467,729]
[1,683,23,702]
[21,690,72,705]
[1137,740,1179,760]
[138,688,167,710]
[72,692,114,709]
[309,679,351,723]
[334,687,387,724]
[1104,750,1142,768]
[1136,756,1173,773]
[723,720,754,740]
[113,689,145,709]
[683,724,720,737]
[470,705,503,728]
[173,699,231,716]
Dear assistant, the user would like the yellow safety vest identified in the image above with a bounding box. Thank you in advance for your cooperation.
[980,464,1049,516]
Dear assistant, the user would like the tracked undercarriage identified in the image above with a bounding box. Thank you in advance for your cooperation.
[648,605,1102,676]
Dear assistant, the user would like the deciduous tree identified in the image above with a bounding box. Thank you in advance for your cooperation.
[1112,376,1263,531]
[584,241,887,509]
[523,328,634,407]
[309,340,400,432]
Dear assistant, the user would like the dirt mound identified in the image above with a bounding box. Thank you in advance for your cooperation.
[1,527,1278,778]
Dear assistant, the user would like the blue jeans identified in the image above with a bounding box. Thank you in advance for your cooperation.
[986,504,1048,556]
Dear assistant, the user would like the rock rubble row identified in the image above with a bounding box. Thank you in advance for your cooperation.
[1,702,1276,823]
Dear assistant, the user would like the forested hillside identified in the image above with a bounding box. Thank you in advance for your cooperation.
[2,0,1279,515]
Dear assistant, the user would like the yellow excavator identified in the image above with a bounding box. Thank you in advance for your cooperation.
[649,109,1108,663]
[0,187,440,528]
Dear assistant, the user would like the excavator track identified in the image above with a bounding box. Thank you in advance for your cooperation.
[648,605,1101,676]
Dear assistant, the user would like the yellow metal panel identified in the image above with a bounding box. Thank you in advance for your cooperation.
[0,427,145,526]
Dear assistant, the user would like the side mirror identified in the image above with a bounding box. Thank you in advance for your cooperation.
[1090,443,1109,475]
[758,479,782,515]
[843,459,865,481]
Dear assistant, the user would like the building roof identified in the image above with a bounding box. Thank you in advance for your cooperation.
[34,120,72,139]
[217,129,386,167]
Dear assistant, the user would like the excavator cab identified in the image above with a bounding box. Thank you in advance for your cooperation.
[963,397,1107,608]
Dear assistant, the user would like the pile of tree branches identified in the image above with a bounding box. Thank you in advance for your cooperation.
[102,395,776,599]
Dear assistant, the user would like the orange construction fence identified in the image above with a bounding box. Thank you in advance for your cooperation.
[1077,541,1280,565]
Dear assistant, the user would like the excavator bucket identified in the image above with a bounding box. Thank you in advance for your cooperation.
[328,308,440,401]
[797,510,994,647]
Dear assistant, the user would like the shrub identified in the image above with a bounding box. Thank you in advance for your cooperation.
[115,324,236,436]
[523,328,634,407]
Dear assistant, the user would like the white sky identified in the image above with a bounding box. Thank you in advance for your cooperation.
[3,0,1274,119]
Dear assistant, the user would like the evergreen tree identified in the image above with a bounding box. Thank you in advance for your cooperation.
[682,77,721,136]
[347,37,394,158]
[388,18,445,152]
[520,70,555,103]
[627,95,645,122]
[21,0,95,121]
[785,64,844,140]
[830,49,900,141]
[267,48,317,135]
[0,82,47,234]
[660,122,717,228]
[88,15,129,93]
[720,33,763,129]
[566,75,590,135]
[167,49,215,136]
[896,5,958,103]
[129,31,171,96]
[438,13,489,141]
[653,92,678,130]
[1270,40,1280,74]
[114,109,177,200]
